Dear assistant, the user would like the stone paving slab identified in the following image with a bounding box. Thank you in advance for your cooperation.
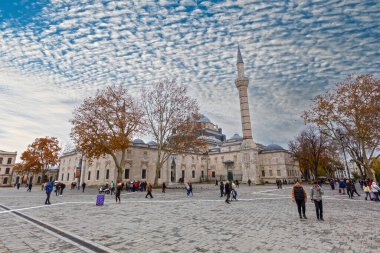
[0,184,379,253]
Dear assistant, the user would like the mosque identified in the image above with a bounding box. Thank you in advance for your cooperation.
[58,48,301,186]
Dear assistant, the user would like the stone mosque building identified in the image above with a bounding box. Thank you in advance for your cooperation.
[58,48,301,186]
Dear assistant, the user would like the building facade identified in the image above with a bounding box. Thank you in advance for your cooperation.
[0,150,17,187]
[58,47,301,186]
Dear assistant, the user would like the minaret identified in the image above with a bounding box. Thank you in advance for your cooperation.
[235,46,253,140]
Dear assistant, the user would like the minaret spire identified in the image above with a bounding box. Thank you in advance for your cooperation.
[235,46,253,140]
[237,45,244,63]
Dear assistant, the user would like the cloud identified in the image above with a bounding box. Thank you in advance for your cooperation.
[0,0,379,156]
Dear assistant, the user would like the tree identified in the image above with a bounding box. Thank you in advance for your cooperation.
[20,137,61,180]
[288,126,331,180]
[141,79,207,187]
[70,85,144,183]
[303,74,380,179]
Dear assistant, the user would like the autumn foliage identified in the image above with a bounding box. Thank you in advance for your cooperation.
[20,137,61,179]
[303,74,380,179]
[70,85,145,182]
[141,79,207,186]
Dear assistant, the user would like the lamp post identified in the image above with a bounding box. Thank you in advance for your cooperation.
[336,129,351,179]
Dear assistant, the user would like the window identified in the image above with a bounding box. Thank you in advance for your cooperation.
[158,170,161,179]
[7,158,12,164]
[5,168,10,174]
[142,169,146,179]
[67,173,70,181]
[0,157,3,164]
[201,171,204,178]
[262,170,265,177]
[61,173,64,181]
[37,176,41,184]
[143,151,148,159]
[192,170,195,178]
[277,170,281,176]
[212,171,216,178]
[88,171,91,180]
[3,178,8,184]
[269,170,273,176]
[106,169,109,180]
[96,170,100,180]
[124,169,130,179]
[182,170,185,180]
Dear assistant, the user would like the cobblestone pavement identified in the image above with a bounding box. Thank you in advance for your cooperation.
[0,183,379,253]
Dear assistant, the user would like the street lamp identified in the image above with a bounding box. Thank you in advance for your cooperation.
[336,129,351,179]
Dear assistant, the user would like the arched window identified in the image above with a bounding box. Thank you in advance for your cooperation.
[3,177,8,184]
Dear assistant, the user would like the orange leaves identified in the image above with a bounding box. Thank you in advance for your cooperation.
[20,137,61,175]
[303,74,380,178]
[70,85,145,181]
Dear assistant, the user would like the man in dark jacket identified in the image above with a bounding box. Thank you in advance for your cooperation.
[45,181,54,205]
[346,180,353,199]
[291,181,307,219]
[219,181,224,197]
[225,182,231,204]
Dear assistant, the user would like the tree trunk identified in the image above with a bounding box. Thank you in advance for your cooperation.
[153,151,162,187]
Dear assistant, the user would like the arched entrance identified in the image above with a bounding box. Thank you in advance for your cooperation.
[170,159,176,183]
[224,160,234,181]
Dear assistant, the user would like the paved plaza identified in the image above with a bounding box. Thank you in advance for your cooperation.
[0,184,379,253]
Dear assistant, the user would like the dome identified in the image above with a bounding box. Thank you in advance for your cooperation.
[263,144,285,152]
[147,141,157,145]
[199,114,211,123]
[133,139,145,144]
[229,133,243,140]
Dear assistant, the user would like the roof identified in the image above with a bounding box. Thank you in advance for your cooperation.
[229,133,243,141]
[262,144,285,152]
[133,139,145,144]
[199,114,211,123]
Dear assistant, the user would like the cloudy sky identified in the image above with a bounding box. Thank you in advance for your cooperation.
[0,0,379,157]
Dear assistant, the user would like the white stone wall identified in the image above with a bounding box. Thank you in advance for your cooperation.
[0,150,17,187]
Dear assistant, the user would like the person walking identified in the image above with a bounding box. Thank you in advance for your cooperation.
[371,182,380,201]
[329,179,335,190]
[291,181,307,219]
[27,182,32,192]
[82,182,86,192]
[111,181,115,196]
[225,181,231,204]
[45,181,54,205]
[310,181,324,221]
[219,181,224,197]
[145,183,153,198]
[60,183,66,196]
[346,180,354,199]
[55,183,60,196]
[338,180,346,195]
[351,181,360,197]
[363,183,371,200]
[162,182,166,193]
[115,183,122,203]
[16,182,20,190]
[189,183,193,197]
[231,181,238,201]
